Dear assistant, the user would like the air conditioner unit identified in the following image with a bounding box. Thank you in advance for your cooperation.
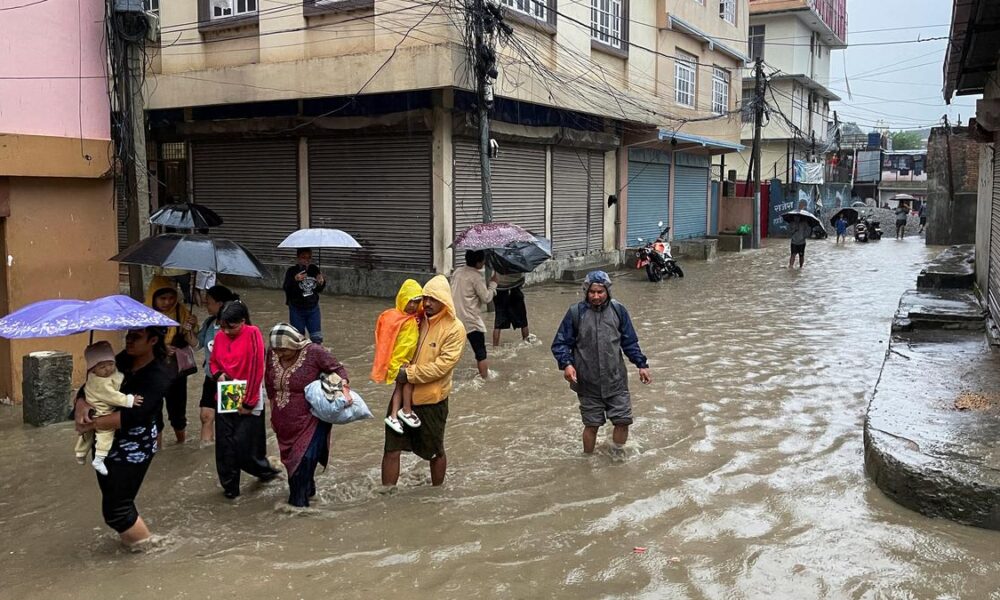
[113,0,144,13]
[145,11,159,42]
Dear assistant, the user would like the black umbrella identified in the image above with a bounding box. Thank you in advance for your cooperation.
[111,234,265,278]
[830,207,860,227]
[486,237,553,274]
[781,210,823,230]
[149,203,223,230]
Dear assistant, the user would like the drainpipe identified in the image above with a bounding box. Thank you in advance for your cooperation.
[614,146,622,250]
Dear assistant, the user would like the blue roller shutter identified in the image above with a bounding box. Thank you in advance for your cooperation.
[673,166,709,239]
[625,155,670,246]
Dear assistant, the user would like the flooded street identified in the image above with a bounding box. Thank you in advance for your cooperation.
[2,238,999,599]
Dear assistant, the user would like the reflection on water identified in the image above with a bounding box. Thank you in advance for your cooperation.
[2,238,999,599]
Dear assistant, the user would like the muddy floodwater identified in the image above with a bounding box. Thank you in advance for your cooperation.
[2,238,999,599]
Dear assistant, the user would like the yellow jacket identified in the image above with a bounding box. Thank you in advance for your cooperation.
[371,279,423,385]
[145,275,198,346]
[407,275,466,406]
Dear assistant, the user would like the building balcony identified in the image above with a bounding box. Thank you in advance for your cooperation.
[749,0,846,48]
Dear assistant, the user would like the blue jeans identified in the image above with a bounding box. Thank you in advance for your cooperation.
[289,304,323,343]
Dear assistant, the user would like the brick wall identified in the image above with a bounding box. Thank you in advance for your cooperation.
[926,126,980,245]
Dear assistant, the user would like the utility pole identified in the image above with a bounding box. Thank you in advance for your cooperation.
[124,38,150,298]
[470,0,503,224]
[751,57,764,249]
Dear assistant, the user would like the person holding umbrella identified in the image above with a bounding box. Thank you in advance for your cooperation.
[493,272,532,347]
[451,250,498,380]
[145,276,199,445]
[788,201,813,269]
[283,249,326,344]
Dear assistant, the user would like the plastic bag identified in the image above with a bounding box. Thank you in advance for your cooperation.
[305,380,373,425]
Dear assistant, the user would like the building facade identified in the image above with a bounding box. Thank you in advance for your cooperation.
[0,0,118,403]
[735,0,846,183]
[141,0,748,294]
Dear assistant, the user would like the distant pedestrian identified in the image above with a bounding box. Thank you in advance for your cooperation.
[382,275,465,487]
[493,272,534,346]
[835,214,849,245]
[209,301,280,500]
[788,200,812,269]
[283,248,326,344]
[895,204,909,239]
[918,203,927,234]
[451,250,498,380]
[551,271,651,456]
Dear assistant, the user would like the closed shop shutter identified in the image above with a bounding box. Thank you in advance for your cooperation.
[192,140,299,265]
[625,157,670,246]
[588,151,605,251]
[309,135,433,271]
[673,166,709,239]
[989,151,1000,319]
[453,139,545,263]
[552,147,589,255]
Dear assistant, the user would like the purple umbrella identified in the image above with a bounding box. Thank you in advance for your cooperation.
[453,222,538,250]
[0,295,178,339]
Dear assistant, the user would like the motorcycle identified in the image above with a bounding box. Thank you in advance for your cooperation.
[636,223,684,282]
[855,214,883,243]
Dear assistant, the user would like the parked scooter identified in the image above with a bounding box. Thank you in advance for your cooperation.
[636,222,684,282]
[855,213,883,243]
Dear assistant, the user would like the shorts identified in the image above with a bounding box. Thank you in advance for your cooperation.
[790,243,806,257]
[467,331,488,362]
[199,376,216,409]
[579,392,633,427]
[919,217,927,225]
[384,398,449,460]
[494,287,529,330]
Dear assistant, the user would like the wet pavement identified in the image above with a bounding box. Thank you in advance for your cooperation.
[2,237,1000,599]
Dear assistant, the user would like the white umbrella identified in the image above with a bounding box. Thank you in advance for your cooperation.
[278,228,362,249]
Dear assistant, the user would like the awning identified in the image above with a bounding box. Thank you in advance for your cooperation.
[944,0,1000,101]
[657,129,745,153]
[667,15,749,65]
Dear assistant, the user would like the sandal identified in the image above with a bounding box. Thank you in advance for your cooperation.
[397,409,421,429]
[384,416,404,435]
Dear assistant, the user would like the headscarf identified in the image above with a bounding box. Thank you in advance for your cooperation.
[582,270,612,293]
[269,323,310,351]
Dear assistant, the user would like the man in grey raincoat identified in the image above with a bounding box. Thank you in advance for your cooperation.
[551,271,651,455]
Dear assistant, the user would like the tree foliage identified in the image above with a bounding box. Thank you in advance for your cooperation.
[891,131,923,151]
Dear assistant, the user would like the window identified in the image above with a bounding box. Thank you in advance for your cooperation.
[591,0,624,49]
[210,0,257,19]
[675,51,697,107]
[719,0,735,25]
[712,67,729,115]
[501,0,547,22]
[144,0,159,12]
[749,25,765,60]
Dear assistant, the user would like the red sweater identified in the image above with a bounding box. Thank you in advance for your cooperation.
[210,325,266,407]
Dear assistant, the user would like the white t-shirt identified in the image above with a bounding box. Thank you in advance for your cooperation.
[195,271,217,290]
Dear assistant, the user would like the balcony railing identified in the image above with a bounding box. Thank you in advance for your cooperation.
[808,0,846,44]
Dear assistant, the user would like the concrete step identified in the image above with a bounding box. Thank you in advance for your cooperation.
[917,244,976,290]
[560,264,617,282]
[893,289,986,332]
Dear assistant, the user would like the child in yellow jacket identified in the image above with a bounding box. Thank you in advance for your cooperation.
[371,279,424,434]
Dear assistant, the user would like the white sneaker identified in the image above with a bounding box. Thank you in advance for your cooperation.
[92,456,108,476]
[76,455,86,465]
[384,416,404,435]
[397,409,421,429]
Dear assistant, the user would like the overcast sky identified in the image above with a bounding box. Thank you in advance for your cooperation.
[828,0,979,132]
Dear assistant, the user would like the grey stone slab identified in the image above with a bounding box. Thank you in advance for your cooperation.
[917,245,976,289]
[21,351,74,427]
[893,289,986,332]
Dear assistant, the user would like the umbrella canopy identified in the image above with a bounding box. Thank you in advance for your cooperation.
[782,210,823,230]
[889,193,917,202]
[453,222,537,250]
[487,236,553,274]
[0,295,178,339]
[149,203,223,230]
[830,208,860,227]
[278,228,362,249]
[111,234,266,278]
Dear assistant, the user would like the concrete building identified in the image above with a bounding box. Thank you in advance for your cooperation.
[0,0,119,403]
[878,150,927,209]
[944,0,1000,316]
[924,127,977,247]
[142,0,748,294]
[735,0,846,183]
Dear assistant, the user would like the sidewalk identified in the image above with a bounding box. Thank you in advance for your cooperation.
[864,245,1000,530]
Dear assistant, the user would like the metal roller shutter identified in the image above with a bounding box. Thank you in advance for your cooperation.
[989,150,1000,320]
[309,135,433,271]
[625,159,670,246]
[192,140,299,265]
[552,147,590,255]
[673,166,709,239]
[588,151,605,251]
[453,139,546,263]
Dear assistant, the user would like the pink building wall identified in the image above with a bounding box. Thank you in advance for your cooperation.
[0,0,110,140]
